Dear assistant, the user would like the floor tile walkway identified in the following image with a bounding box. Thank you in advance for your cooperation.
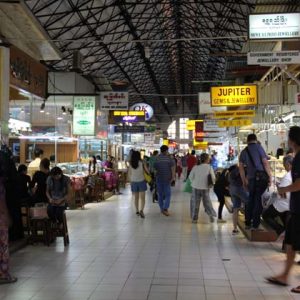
[2,182,300,300]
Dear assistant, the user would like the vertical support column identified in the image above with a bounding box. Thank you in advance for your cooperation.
[0,46,10,142]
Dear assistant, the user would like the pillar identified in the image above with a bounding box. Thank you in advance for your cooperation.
[0,46,10,142]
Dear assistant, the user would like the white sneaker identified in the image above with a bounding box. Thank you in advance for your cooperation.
[217,219,227,224]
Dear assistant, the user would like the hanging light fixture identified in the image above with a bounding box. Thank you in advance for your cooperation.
[61,106,67,115]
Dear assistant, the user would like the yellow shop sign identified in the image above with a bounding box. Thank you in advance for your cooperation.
[213,110,255,119]
[211,85,257,107]
[218,119,253,128]
[186,120,203,131]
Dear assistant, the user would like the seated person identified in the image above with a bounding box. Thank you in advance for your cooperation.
[16,164,31,206]
[46,167,70,224]
[262,155,293,236]
[28,148,44,178]
[29,158,50,206]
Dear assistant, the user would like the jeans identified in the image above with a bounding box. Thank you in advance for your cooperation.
[156,181,171,211]
[245,178,268,228]
[190,188,217,220]
[230,185,249,209]
[214,188,225,219]
[47,205,65,223]
[262,205,289,235]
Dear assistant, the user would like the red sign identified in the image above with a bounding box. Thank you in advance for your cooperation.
[195,121,204,142]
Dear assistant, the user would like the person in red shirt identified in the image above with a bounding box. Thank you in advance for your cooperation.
[186,150,197,180]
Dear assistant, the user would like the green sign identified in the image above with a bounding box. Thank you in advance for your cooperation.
[73,96,96,136]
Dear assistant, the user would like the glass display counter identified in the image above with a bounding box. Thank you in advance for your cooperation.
[79,138,107,160]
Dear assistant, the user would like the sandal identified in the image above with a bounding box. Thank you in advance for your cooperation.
[0,276,18,285]
[265,276,288,286]
[291,286,300,294]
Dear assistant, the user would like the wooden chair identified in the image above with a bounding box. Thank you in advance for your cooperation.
[51,212,69,247]
[20,205,31,237]
[29,217,52,246]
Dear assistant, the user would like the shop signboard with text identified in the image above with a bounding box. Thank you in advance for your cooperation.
[100,92,129,110]
[218,119,252,128]
[73,96,96,136]
[249,13,300,40]
[186,119,203,131]
[203,120,226,132]
[114,125,145,133]
[194,121,204,142]
[130,103,154,121]
[213,110,255,118]
[10,46,47,98]
[111,111,145,123]
[247,51,300,65]
[211,85,257,107]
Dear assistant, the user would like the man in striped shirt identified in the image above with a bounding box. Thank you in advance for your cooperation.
[154,146,176,216]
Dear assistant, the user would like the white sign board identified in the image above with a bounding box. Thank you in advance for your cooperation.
[249,13,300,40]
[198,93,225,114]
[248,51,300,65]
[204,120,226,132]
[100,92,128,110]
[73,96,95,136]
[130,103,154,121]
[144,133,156,144]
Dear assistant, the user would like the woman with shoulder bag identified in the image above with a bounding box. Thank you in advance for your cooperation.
[128,151,150,219]
[189,153,217,223]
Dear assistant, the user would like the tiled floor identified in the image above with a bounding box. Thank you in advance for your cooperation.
[2,182,300,300]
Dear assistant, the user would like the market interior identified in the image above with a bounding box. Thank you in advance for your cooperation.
[0,0,300,299]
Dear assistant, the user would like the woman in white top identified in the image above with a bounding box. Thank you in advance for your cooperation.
[189,153,217,223]
[262,155,293,236]
[128,151,150,218]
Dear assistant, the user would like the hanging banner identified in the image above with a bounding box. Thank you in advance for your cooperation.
[195,121,204,142]
[114,125,145,133]
[249,13,300,40]
[247,51,300,65]
[193,140,208,149]
[198,92,226,114]
[73,96,96,136]
[211,85,257,107]
[204,120,226,132]
[218,119,252,128]
[111,111,145,123]
[186,119,203,131]
[213,110,255,119]
[100,92,129,110]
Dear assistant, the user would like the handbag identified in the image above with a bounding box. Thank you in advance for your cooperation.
[208,167,214,188]
[246,147,269,185]
[143,163,152,184]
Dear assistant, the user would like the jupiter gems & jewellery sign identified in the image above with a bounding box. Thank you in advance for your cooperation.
[249,13,300,40]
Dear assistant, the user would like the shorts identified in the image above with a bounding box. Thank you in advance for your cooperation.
[284,214,300,251]
[131,181,147,193]
[230,185,249,209]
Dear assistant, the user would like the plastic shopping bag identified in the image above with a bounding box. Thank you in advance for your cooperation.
[183,178,192,193]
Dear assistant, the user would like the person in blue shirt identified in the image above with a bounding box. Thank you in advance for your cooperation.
[210,152,219,172]
[239,134,272,230]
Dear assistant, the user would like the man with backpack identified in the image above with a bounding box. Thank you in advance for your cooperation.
[239,134,272,230]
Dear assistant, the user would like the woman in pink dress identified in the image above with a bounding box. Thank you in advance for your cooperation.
[103,156,118,192]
